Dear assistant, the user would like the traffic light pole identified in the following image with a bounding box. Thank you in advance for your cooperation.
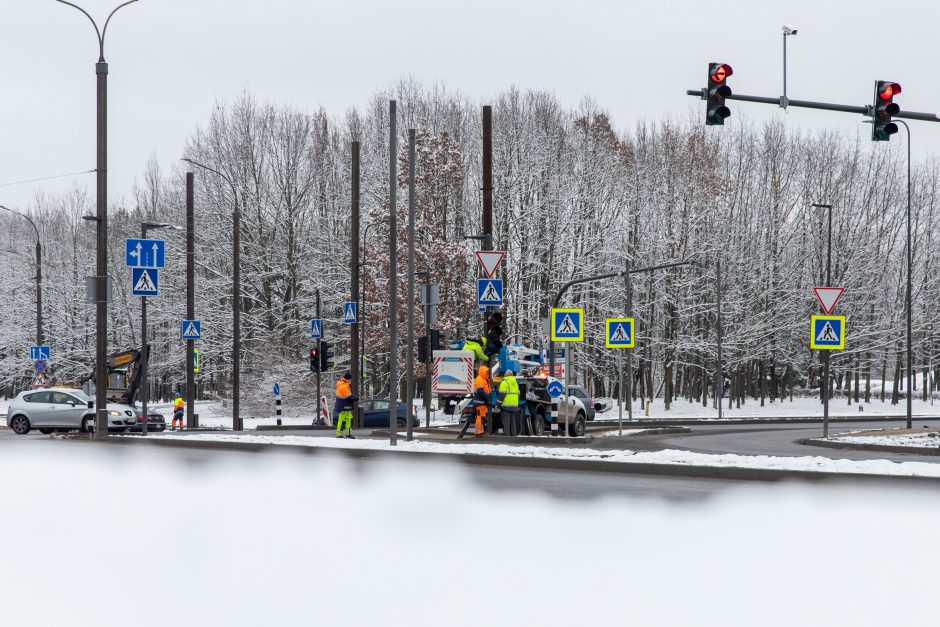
[687,89,940,123]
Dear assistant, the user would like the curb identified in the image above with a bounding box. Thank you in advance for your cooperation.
[797,437,940,456]
[63,434,940,485]
[590,416,940,427]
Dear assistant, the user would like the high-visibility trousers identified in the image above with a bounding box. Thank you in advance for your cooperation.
[336,410,352,436]
[475,406,486,435]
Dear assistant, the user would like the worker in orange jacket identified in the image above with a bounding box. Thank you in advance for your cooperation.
[473,365,491,436]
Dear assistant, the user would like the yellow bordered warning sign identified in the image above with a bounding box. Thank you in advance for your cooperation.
[550,308,584,342]
[810,315,845,350]
[605,318,635,348]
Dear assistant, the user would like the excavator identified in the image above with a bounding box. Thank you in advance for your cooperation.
[81,346,149,405]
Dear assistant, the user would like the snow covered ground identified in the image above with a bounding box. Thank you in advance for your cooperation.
[1,446,937,626]
[830,430,940,449]
[147,432,940,478]
[598,394,940,420]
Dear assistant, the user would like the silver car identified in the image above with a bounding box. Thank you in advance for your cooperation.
[6,388,137,435]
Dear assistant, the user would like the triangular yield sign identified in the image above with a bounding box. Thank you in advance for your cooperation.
[813,287,844,314]
[475,251,505,278]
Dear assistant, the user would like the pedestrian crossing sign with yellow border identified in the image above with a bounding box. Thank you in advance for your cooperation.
[810,315,845,350]
[605,318,635,348]
[550,308,584,342]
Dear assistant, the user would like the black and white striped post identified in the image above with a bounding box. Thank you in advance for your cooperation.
[550,400,558,436]
[274,382,282,426]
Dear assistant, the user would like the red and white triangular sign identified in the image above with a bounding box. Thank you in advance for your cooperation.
[475,251,505,278]
[814,287,845,314]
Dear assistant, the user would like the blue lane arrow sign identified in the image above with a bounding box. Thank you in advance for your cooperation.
[30,346,50,361]
[547,380,564,398]
[125,239,166,268]
[310,319,322,340]
[181,319,201,340]
[131,268,159,296]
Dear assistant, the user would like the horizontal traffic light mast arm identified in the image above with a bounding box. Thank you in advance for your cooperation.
[551,260,696,309]
[687,89,940,122]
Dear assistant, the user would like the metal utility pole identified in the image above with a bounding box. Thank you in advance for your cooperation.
[716,257,724,420]
[0,205,42,346]
[316,288,322,425]
[482,106,493,252]
[781,26,797,109]
[350,142,361,405]
[406,129,417,442]
[897,120,913,430]
[388,100,399,447]
[138,222,180,437]
[621,262,635,434]
[813,203,834,438]
[186,173,196,429]
[56,0,140,438]
[181,157,242,431]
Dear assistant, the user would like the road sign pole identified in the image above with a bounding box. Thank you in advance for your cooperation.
[716,257,723,420]
[406,128,416,442]
[186,172,196,429]
[389,99,399,447]
[316,288,322,427]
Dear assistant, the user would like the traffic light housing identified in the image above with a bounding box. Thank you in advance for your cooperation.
[872,80,901,141]
[309,347,319,372]
[706,63,733,126]
[418,330,442,364]
[320,341,335,370]
[484,312,503,358]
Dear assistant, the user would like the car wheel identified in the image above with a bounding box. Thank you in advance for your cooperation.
[39,428,55,435]
[10,415,31,435]
[568,414,586,437]
[80,416,94,433]
[531,410,545,436]
[396,419,406,430]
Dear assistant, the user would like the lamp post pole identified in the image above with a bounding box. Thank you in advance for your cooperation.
[812,203,834,438]
[0,205,42,346]
[181,157,242,431]
[56,0,140,439]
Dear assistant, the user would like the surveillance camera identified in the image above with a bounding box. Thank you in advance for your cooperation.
[782,25,798,35]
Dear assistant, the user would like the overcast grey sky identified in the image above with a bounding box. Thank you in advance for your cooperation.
[1,0,937,209]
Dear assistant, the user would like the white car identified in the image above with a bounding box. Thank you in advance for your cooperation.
[6,388,137,435]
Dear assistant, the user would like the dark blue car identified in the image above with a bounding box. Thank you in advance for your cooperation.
[358,399,418,429]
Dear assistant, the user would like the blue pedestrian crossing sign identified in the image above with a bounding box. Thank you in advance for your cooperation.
[310,319,322,340]
[810,315,845,350]
[343,301,357,324]
[181,319,201,340]
[547,380,564,398]
[550,308,584,342]
[131,268,159,296]
[30,346,50,361]
[477,279,503,307]
[125,239,165,268]
[605,318,635,348]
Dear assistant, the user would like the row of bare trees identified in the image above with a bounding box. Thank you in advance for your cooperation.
[1,80,937,413]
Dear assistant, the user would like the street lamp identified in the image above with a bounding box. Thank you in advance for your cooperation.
[0,205,43,346]
[812,203,834,438]
[781,25,798,109]
[181,157,243,431]
[57,0,141,439]
[138,221,181,436]
[359,218,388,393]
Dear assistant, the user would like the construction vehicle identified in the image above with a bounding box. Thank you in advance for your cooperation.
[81,346,149,405]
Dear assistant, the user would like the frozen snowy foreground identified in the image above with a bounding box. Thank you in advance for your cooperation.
[150,432,940,478]
[0,447,937,626]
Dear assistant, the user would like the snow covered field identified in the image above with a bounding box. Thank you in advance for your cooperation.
[831,430,940,449]
[1,446,937,626]
[149,432,940,478]
[599,394,940,420]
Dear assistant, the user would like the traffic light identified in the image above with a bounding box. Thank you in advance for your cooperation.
[484,312,503,358]
[706,63,733,126]
[418,336,429,364]
[872,80,901,141]
[320,341,335,370]
[309,347,319,372]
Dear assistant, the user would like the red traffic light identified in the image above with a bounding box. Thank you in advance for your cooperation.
[710,64,733,83]
[878,82,901,100]
[310,348,318,357]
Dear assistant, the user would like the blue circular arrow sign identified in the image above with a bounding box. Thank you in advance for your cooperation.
[547,380,564,398]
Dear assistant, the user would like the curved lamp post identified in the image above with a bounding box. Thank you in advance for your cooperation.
[56,0,140,438]
[181,157,243,431]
